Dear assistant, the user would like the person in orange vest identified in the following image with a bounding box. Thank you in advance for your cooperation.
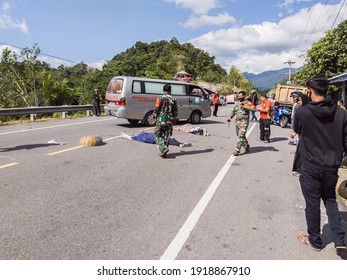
[212,90,220,117]
[257,93,272,143]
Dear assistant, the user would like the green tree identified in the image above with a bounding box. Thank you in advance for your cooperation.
[0,48,30,107]
[0,44,47,107]
[224,66,253,93]
[294,20,347,85]
[100,38,227,84]
[41,73,72,106]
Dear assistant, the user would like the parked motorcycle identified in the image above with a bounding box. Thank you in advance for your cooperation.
[271,105,292,128]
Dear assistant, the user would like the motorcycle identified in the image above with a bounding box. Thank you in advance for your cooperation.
[271,105,292,128]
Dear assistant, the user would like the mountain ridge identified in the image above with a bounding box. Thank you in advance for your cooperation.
[243,68,300,92]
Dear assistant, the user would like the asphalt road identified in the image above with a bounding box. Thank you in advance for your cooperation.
[1,106,346,260]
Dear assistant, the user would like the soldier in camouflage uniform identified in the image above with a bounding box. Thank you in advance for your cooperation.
[153,84,178,158]
[227,91,256,156]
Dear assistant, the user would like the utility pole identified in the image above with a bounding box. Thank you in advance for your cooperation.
[284,60,295,85]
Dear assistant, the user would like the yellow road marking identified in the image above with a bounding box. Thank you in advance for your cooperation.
[47,127,155,156]
[47,146,83,156]
[104,135,122,141]
[0,162,19,169]
[138,127,155,132]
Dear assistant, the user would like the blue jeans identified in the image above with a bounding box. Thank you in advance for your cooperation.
[299,164,346,248]
[251,111,257,121]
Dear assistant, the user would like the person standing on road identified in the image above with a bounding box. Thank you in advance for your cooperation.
[288,92,301,146]
[250,90,259,122]
[93,89,101,116]
[257,93,272,143]
[153,84,178,158]
[294,76,347,255]
[227,91,256,156]
[291,92,309,176]
[212,90,220,117]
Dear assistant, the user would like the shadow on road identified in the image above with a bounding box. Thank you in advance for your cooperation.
[166,148,214,158]
[117,119,227,128]
[0,143,60,152]
[269,137,289,143]
[249,146,279,154]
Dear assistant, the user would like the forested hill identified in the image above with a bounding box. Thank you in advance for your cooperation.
[102,37,227,83]
[0,38,242,112]
[243,68,300,92]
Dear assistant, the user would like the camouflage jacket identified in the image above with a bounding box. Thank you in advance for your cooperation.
[153,94,178,125]
[229,100,256,121]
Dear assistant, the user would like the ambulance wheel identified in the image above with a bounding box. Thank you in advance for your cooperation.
[143,111,156,127]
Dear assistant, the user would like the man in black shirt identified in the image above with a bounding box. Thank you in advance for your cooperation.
[294,76,347,255]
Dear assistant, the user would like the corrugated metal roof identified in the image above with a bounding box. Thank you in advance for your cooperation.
[328,73,347,85]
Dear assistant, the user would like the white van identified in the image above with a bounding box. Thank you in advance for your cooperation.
[104,76,211,126]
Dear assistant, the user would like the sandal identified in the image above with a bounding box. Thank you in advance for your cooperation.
[160,148,169,158]
[297,233,321,252]
[232,150,240,156]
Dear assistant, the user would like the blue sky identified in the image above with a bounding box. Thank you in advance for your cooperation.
[0,0,346,74]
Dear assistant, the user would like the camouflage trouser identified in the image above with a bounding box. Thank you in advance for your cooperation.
[154,123,173,153]
[235,120,249,152]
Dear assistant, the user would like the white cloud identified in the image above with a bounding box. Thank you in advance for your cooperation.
[184,12,236,28]
[188,3,345,74]
[165,0,221,15]
[88,60,105,70]
[0,14,28,33]
[1,1,11,12]
[279,0,295,9]
[0,1,28,33]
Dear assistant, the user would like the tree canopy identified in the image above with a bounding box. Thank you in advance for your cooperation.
[294,20,347,85]
[102,38,227,83]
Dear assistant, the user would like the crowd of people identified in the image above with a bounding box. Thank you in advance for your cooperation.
[151,78,347,258]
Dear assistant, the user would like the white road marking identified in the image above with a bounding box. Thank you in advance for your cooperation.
[160,122,257,260]
[0,117,115,136]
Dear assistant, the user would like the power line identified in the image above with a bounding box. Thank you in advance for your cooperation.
[0,41,80,65]
[295,0,335,60]
[331,0,346,29]
[302,0,329,51]
[296,0,318,51]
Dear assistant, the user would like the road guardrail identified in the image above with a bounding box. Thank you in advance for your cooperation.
[0,105,102,120]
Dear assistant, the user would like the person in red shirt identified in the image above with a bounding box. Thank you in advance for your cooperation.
[257,93,272,142]
[212,90,220,117]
